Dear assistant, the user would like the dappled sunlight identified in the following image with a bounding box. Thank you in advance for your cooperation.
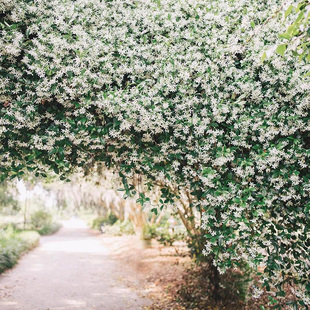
[27,263,44,273]
[64,299,87,306]
[0,301,18,306]
[62,218,88,229]
[41,239,108,254]
[37,218,109,254]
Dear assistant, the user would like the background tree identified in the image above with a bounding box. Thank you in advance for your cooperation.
[0,181,19,214]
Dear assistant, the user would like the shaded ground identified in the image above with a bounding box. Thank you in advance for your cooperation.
[0,219,151,310]
[99,235,191,310]
[98,235,266,310]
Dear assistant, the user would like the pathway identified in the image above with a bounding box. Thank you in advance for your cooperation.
[0,219,151,310]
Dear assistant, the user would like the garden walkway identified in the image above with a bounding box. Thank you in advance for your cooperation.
[0,219,150,310]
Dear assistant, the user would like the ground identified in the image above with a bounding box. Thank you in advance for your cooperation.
[0,219,151,310]
[99,234,191,310]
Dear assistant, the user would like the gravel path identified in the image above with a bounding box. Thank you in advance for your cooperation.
[0,219,151,310]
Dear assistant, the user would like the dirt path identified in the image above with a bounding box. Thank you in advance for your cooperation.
[0,219,151,310]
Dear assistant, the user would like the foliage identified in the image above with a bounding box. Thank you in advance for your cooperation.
[100,220,135,236]
[157,228,183,247]
[176,261,252,310]
[92,213,118,230]
[0,226,39,273]
[0,0,309,306]
[0,181,19,212]
[37,222,62,235]
[154,224,186,246]
[30,210,52,229]
[279,1,310,61]
[30,210,61,235]
[142,224,157,240]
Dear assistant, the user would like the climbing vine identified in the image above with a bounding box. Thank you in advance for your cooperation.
[1,0,309,306]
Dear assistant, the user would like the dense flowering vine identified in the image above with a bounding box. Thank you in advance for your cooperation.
[1,0,310,306]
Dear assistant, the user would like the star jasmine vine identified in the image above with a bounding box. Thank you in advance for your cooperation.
[0,0,309,306]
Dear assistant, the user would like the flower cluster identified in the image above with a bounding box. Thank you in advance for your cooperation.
[0,0,309,305]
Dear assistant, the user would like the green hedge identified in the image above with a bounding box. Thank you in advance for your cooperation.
[37,222,62,236]
[0,226,40,273]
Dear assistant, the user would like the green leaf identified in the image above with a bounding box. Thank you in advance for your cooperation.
[276,44,287,56]
[295,11,304,23]
[285,5,293,18]
[151,208,158,215]
[279,32,291,40]
[261,52,267,62]
[287,25,295,35]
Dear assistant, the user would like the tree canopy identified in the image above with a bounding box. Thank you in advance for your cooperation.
[1,0,310,306]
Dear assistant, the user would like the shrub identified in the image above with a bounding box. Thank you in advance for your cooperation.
[29,210,61,236]
[0,226,39,274]
[17,231,40,251]
[142,224,157,240]
[156,225,186,247]
[30,211,52,229]
[176,261,252,310]
[37,222,62,236]
[101,220,135,236]
[92,214,118,230]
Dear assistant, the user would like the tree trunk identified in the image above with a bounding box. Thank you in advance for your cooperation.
[209,258,221,301]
